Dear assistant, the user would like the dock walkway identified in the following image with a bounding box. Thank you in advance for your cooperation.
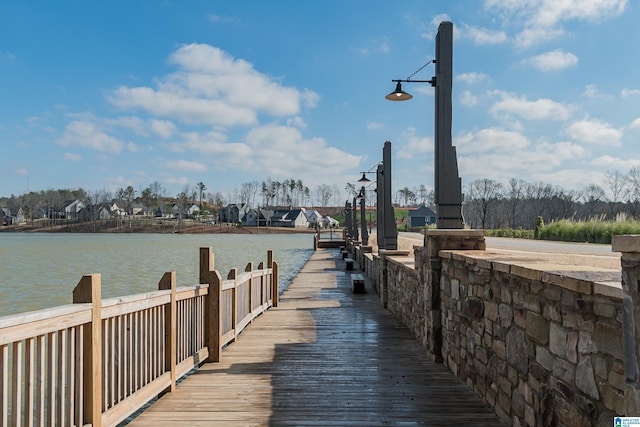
[127,248,507,426]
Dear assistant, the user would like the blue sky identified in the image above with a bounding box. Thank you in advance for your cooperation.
[1,0,639,202]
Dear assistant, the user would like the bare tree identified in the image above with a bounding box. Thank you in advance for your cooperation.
[466,179,503,229]
[506,178,525,228]
[315,184,334,207]
[581,183,606,219]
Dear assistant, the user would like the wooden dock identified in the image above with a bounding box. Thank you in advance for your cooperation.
[127,247,506,426]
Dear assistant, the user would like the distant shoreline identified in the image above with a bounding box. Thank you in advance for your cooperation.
[0,222,320,235]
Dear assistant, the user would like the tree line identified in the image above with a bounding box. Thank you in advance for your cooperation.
[6,167,640,230]
[463,169,640,230]
[0,178,350,222]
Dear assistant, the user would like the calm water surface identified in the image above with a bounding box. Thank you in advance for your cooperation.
[0,233,314,317]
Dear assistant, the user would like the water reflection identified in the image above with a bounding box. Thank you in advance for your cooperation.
[0,233,314,317]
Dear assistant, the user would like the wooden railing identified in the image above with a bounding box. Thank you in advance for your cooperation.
[0,247,279,426]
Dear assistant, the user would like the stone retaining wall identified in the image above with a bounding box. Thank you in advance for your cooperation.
[350,231,627,427]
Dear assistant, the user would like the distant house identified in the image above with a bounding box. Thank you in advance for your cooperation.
[408,205,437,228]
[186,204,201,218]
[271,209,309,228]
[111,202,126,217]
[303,208,324,228]
[320,216,339,229]
[81,203,112,221]
[219,204,250,224]
[63,199,86,221]
[0,207,25,225]
[243,208,269,226]
[131,203,150,216]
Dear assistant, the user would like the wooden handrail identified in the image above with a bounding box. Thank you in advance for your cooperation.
[0,247,278,427]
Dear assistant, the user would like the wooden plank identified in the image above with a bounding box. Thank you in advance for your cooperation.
[127,248,508,427]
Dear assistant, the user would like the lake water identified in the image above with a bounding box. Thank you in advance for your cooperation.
[0,233,315,317]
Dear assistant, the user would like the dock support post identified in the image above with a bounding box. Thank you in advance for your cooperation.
[267,250,278,307]
[158,271,176,393]
[200,247,222,363]
[72,274,103,427]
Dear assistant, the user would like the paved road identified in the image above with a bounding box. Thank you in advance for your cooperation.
[399,232,617,256]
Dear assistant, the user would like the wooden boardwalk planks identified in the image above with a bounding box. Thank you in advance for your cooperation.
[127,248,507,427]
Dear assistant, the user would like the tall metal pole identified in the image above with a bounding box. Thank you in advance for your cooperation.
[382,141,397,250]
[359,193,368,246]
[434,21,464,228]
[344,200,352,238]
[352,196,359,241]
[376,163,385,250]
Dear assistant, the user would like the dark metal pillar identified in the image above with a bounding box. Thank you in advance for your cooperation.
[376,163,384,250]
[360,195,368,246]
[344,200,352,238]
[382,141,397,249]
[352,197,359,241]
[434,21,464,229]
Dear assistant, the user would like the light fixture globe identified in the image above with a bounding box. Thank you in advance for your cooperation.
[385,81,412,101]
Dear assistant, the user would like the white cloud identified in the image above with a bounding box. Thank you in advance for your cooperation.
[58,121,124,153]
[167,160,207,173]
[421,14,452,40]
[287,117,307,129]
[456,72,489,85]
[150,119,177,138]
[484,0,628,48]
[630,118,640,130]
[108,44,318,126]
[242,124,362,179]
[489,91,574,121]
[456,128,531,153]
[357,37,390,55]
[622,88,640,97]
[581,84,611,100]
[458,137,586,185]
[64,153,82,161]
[397,127,433,159]
[459,90,479,107]
[459,24,508,45]
[521,49,578,71]
[566,117,623,146]
[367,122,383,131]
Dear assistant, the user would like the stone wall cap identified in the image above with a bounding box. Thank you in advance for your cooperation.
[426,229,486,238]
[379,250,411,257]
[612,234,640,253]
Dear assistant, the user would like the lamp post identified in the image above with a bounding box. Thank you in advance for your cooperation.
[344,200,352,238]
[356,185,369,246]
[357,141,397,250]
[352,196,359,242]
[385,21,464,229]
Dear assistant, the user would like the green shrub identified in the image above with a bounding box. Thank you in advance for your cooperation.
[536,219,640,244]
[486,228,534,239]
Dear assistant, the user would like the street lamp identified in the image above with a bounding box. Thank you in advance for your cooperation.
[355,185,371,246]
[385,21,464,229]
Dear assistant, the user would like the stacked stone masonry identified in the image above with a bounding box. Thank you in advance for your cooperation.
[350,231,628,427]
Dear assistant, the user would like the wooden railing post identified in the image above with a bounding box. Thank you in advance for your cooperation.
[72,274,102,427]
[227,268,237,341]
[200,247,222,363]
[245,263,253,320]
[267,250,278,307]
[258,262,265,307]
[272,261,279,308]
[158,271,176,393]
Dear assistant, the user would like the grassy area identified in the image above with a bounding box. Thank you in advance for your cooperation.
[536,219,640,244]
[485,228,535,239]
